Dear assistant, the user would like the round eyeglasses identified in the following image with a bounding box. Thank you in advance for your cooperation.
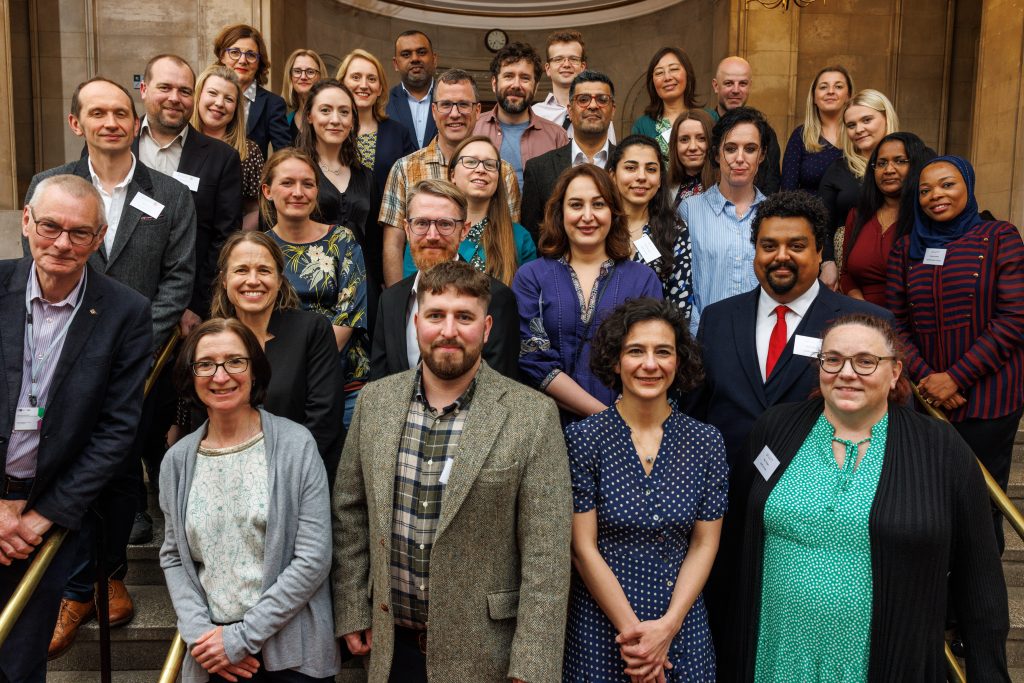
[191,357,250,377]
[406,217,463,236]
[815,352,897,376]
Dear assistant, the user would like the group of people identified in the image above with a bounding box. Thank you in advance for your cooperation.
[0,19,1020,683]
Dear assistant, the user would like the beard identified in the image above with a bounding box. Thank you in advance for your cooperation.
[765,260,798,295]
[422,337,482,380]
[410,241,457,273]
[497,87,530,115]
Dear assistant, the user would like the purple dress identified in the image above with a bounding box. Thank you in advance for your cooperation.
[781,125,843,194]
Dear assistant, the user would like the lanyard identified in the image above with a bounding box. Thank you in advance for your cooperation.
[25,269,88,407]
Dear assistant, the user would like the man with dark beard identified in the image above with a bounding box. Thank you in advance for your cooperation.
[369,179,520,380]
[473,42,567,190]
[386,31,440,149]
[683,190,887,679]
[333,259,572,683]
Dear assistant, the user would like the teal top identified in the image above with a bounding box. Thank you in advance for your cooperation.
[402,219,537,278]
[631,114,672,159]
[755,411,889,682]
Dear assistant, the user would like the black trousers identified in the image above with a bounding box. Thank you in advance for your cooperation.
[389,627,428,683]
[952,406,1024,555]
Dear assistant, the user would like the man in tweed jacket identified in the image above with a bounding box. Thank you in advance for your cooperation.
[332,260,572,683]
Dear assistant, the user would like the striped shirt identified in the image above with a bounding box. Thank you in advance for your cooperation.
[390,369,476,628]
[680,184,765,335]
[887,221,1024,421]
[6,266,87,478]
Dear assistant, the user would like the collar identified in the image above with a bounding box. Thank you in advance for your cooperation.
[400,80,433,103]
[244,82,257,103]
[570,138,611,165]
[480,105,540,130]
[88,153,136,190]
[703,183,766,216]
[411,365,478,414]
[541,92,563,108]
[421,137,446,165]
[140,116,189,147]
[757,279,820,320]
[28,262,87,306]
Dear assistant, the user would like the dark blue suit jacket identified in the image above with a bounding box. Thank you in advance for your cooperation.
[247,85,292,157]
[371,117,417,195]
[0,259,152,530]
[384,84,437,149]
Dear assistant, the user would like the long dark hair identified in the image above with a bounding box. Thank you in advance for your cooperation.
[538,164,632,261]
[297,79,361,169]
[643,47,702,119]
[847,132,935,254]
[606,135,678,280]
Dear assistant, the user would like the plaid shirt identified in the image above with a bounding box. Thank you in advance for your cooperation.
[390,368,477,628]
[377,137,521,231]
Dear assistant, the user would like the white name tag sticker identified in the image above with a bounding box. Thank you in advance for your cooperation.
[172,171,201,192]
[438,457,454,485]
[792,334,823,358]
[633,234,662,263]
[14,406,44,431]
[129,192,164,219]
[661,127,672,143]
[754,446,781,481]
[923,248,947,266]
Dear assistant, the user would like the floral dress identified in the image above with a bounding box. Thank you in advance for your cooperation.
[630,222,693,323]
[270,224,369,386]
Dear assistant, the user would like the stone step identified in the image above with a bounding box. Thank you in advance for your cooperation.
[46,672,167,682]
[125,513,164,586]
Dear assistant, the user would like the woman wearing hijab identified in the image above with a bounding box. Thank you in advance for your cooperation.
[887,155,1024,553]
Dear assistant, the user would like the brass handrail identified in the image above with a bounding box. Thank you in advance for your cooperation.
[945,641,968,683]
[146,328,182,397]
[157,633,187,683]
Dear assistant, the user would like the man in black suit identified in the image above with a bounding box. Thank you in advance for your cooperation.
[520,70,617,242]
[0,175,152,681]
[370,179,519,381]
[385,30,439,149]
[686,191,887,678]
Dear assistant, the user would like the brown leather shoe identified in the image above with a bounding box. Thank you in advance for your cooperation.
[48,597,95,659]
[105,579,135,627]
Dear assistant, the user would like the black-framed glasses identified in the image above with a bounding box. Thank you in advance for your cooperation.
[457,156,499,172]
[816,352,897,376]
[225,47,260,64]
[406,217,463,235]
[572,93,613,108]
[433,100,476,114]
[28,207,102,246]
[290,67,320,79]
[870,158,910,170]
[191,357,250,377]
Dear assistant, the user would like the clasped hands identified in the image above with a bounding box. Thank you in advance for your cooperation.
[616,617,680,683]
[192,626,260,681]
[918,372,966,411]
[0,500,52,566]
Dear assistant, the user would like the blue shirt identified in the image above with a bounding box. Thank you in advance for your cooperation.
[499,121,530,189]
[680,184,765,335]
[401,82,433,148]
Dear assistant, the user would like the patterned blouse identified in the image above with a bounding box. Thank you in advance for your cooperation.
[630,222,694,322]
[356,132,377,170]
[270,224,370,385]
[241,139,265,202]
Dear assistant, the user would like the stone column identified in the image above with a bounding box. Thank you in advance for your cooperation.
[0,1,18,209]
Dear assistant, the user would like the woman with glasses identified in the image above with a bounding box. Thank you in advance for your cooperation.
[160,318,340,683]
[282,49,327,140]
[726,313,1008,681]
[631,47,702,159]
[213,24,290,156]
[838,132,934,306]
[336,49,417,200]
[666,110,715,211]
[261,148,368,430]
[888,155,1024,554]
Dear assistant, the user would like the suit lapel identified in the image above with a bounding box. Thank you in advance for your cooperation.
[0,259,32,430]
[247,90,265,136]
[732,290,769,409]
[388,278,415,371]
[106,164,154,267]
[765,290,830,402]
[46,266,103,400]
[177,125,205,179]
[390,86,415,135]
[372,375,415,534]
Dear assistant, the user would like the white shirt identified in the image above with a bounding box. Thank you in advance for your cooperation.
[243,81,257,120]
[402,82,434,148]
[405,271,423,369]
[571,138,611,167]
[88,154,136,255]
[138,116,188,177]
[532,92,617,143]
[755,279,820,381]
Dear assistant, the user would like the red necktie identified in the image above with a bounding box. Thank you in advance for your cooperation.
[765,305,791,378]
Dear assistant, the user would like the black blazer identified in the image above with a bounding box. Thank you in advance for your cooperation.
[384,84,437,149]
[133,125,242,316]
[369,272,520,381]
[370,117,417,199]
[0,259,152,530]
[247,86,292,157]
[520,142,617,242]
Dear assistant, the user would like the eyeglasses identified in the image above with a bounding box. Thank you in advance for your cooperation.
[456,156,499,172]
[406,217,463,235]
[433,100,476,114]
[224,48,260,64]
[191,357,250,377]
[290,67,320,79]
[870,158,910,170]
[548,56,583,66]
[816,352,897,376]
[28,207,101,246]
[572,93,613,108]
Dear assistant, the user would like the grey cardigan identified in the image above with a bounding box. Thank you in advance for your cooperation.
[159,409,340,682]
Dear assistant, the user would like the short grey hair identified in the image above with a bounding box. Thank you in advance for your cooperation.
[29,175,107,228]
[435,68,479,101]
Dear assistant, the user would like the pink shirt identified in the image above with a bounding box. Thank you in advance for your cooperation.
[472,107,569,170]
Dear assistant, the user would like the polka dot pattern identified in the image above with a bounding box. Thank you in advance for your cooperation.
[563,407,729,682]
[755,412,889,682]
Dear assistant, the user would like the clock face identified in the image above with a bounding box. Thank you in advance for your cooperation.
[486,29,508,52]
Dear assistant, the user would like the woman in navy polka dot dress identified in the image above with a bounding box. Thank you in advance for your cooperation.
[563,298,728,682]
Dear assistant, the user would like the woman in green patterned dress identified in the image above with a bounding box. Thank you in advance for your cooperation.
[728,313,1008,681]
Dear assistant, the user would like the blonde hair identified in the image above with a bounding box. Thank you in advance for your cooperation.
[281,49,327,113]
[841,89,899,179]
[335,49,390,122]
[801,65,854,153]
[190,65,250,161]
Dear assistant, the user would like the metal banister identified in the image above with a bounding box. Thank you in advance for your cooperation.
[157,633,187,683]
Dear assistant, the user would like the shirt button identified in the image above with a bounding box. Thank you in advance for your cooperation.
[381,604,389,612]
[653,514,660,522]
[419,584,426,591]
[426,460,432,465]
[645,489,651,495]
[666,579,674,587]
[37,354,43,359]
[419,544,425,550]
[45,317,53,323]
[657,535,665,542]
[422,501,428,508]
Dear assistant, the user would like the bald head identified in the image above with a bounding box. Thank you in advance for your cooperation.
[712,56,752,114]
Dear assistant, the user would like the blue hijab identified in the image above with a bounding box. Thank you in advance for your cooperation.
[908,155,983,260]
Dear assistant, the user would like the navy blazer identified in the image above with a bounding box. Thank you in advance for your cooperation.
[384,84,437,149]
[370,117,417,198]
[0,259,152,530]
[247,85,292,157]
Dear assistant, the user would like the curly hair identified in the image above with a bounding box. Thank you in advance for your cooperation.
[489,42,543,81]
[818,312,910,404]
[590,298,703,394]
[750,190,829,252]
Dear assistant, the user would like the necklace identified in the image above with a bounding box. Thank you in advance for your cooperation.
[320,161,344,176]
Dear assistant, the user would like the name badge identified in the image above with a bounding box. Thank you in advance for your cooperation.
[129,192,165,219]
[754,446,781,481]
[14,406,44,431]
[438,457,454,485]
[172,171,201,192]
[661,127,672,143]
[633,234,662,263]
[923,248,947,266]
[792,334,823,358]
